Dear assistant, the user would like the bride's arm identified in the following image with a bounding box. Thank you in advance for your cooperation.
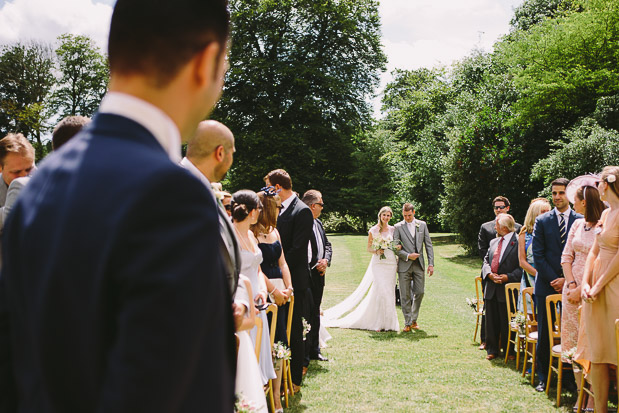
[367,232,379,255]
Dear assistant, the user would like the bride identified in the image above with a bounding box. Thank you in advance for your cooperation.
[323,206,400,332]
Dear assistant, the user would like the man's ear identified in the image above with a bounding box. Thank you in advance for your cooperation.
[193,42,221,87]
[214,145,225,162]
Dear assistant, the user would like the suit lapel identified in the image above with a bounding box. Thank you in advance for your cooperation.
[401,221,415,246]
[499,234,515,266]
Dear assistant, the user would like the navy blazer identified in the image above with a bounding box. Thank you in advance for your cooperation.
[482,233,522,302]
[277,196,314,291]
[0,114,235,412]
[533,208,582,297]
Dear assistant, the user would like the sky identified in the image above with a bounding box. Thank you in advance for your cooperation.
[0,0,524,115]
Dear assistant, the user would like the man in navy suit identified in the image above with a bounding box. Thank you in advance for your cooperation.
[533,178,582,392]
[265,169,314,391]
[0,1,235,412]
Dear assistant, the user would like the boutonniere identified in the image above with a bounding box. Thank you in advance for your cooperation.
[511,241,515,246]
[415,222,420,229]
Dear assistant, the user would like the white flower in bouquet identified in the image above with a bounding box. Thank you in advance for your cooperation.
[562,347,578,365]
[235,393,258,413]
[513,312,527,335]
[272,341,291,361]
[302,317,311,341]
[371,234,392,259]
[465,297,478,311]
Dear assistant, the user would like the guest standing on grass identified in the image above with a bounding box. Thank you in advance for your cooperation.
[481,214,522,360]
[561,177,605,411]
[533,178,581,393]
[576,166,619,413]
[0,0,235,411]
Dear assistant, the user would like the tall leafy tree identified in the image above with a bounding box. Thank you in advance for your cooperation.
[52,34,109,119]
[213,0,386,208]
[0,42,55,159]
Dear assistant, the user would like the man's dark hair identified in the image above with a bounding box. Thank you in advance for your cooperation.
[550,178,570,188]
[108,0,229,87]
[52,116,90,150]
[492,196,510,207]
[402,203,415,212]
[264,169,292,190]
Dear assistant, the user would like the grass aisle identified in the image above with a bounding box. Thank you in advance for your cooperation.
[288,234,572,412]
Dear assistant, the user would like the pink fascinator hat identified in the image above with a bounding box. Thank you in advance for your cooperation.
[566,174,600,204]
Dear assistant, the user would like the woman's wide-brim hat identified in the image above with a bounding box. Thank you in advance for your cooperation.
[566,174,600,204]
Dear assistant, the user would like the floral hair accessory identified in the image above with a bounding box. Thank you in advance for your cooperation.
[607,174,616,183]
[260,186,280,196]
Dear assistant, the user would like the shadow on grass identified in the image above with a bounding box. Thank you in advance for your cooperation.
[444,254,482,270]
[305,360,330,379]
[368,330,438,342]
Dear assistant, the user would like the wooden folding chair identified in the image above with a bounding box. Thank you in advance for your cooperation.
[474,276,484,342]
[521,287,538,384]
[264,304,278,413]
[254,316,263,361]
[545,294,570,406]
[504,282,522,365]
[282,295,295,407]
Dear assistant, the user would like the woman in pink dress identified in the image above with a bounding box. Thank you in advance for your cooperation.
[576,166,619,413]
[561,180,605,408]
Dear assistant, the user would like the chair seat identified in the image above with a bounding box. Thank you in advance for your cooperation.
[551,344,562,355]
[528,331,538,340]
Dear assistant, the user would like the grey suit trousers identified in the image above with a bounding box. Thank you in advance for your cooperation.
[398,259,425,326]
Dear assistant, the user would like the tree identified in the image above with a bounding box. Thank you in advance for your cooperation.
[52,34,109,119]
[213,0,386,211]
[0,42,55,160]
[509,0,582,32]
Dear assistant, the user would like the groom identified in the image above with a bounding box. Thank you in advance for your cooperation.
[394,203,434,332]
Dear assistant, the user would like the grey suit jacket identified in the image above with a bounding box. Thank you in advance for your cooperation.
[0,176,30,230]
[394,219,434,272]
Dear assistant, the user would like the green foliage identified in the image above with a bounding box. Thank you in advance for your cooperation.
[213,0,386,209]
[531,118,619,187]
[509,0,582,31]
[0,42,55,160]
[52,34,109,118]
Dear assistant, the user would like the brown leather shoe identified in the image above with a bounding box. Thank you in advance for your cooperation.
[486,354,497,360]
[302,367,308,377]
[403,325,412,332]
[411,322,420,330]
[507,355,516,361]
[478,342,486,350]
[292,383,301,394]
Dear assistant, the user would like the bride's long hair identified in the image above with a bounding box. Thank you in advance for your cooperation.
[376,206,393,233]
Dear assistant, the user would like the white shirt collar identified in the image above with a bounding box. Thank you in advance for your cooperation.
[98,92,181,163]
[179,157,211,188]
[280,194,296,214]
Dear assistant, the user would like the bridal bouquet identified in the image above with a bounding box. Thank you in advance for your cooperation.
[372,235,399,259]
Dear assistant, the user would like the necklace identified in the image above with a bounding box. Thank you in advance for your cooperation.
[233,225,253,252]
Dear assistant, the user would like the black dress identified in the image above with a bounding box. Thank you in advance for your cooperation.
[258,240,289,345]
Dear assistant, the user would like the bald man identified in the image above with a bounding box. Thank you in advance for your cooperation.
[180,121,247,324]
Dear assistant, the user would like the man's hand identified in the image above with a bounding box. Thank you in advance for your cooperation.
[408,252,420,261]
[550,277,565,292]
[316,259,328,273]
[427,265,434,276]
[232,303,246,331]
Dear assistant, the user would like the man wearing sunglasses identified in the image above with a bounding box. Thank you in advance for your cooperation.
[477,196,522,350]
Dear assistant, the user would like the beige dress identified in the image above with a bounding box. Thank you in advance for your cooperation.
[576,208,619,369]
[561,219,595,356]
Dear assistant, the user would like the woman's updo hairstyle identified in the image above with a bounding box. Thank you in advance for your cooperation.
[231,190,261,222]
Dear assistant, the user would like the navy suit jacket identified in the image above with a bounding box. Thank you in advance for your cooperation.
[277,196,314,291]
[0,114,235,412]
[533,209,582,297]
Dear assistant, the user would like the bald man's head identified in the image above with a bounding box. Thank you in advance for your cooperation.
[186,120,235,182]
[187,120,234,159]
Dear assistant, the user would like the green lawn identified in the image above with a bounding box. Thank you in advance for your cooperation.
[286,234,574,412]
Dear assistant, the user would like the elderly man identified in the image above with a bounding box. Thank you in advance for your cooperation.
[481,214,522,360]
[0,0,235,411]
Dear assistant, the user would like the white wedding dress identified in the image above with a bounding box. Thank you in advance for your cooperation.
[323,225,400,332]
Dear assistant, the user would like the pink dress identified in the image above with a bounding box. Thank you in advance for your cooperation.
[576,208,619,369]
[560,219,595,356]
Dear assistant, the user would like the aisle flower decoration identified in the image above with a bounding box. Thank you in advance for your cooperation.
[465,297,482,314]
[272,341,291,370]
[235,394,257,413]
[512,312,527,335]
[302,317,311,341]
[562,346,580,366]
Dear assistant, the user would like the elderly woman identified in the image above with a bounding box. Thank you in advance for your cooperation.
[561,178,605,409]
[576,166,619,413]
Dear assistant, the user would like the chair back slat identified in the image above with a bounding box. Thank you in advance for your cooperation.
[545,294,562,346]
[505,283,520,320]
[265,303,278,348]
[254,316,263,361]
[521,287,537,334]
[475,276,483,312]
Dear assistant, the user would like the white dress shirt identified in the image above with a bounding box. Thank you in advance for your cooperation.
[495,231,514,263]
[554,206,572,226]
[99,92,181,163]
[279,194,295,215]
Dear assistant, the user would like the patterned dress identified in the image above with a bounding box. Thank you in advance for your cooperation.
[560,219,595,356]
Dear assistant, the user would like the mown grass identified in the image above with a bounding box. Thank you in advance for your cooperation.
[286,234,574,412]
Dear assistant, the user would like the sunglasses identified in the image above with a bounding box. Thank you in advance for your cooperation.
[493,205,507,210]
[315,203,324,207]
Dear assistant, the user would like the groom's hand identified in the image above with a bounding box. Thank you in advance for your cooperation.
[427,265,434,276]
[407,252,420,261]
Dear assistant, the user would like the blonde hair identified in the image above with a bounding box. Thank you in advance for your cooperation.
[600,165,619,199]
[377,206,393,232]
[522,198,551,234]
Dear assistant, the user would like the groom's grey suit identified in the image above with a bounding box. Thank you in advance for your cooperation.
[394,219,434,326]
